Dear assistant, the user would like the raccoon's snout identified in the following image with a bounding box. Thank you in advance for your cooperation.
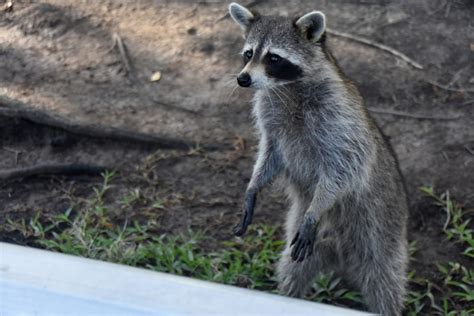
[237,73,251,87]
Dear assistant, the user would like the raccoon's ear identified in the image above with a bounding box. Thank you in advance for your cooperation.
[229,2,256,31]
[295,11,326,42]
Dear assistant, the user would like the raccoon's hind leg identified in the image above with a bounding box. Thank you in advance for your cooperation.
[358,253,406,315]
[277,245,319,297]
[346,227,407,315]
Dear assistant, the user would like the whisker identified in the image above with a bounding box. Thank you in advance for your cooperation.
[223,74,239,79]
[265,88,275,109]
[270,86,291,113]
[277,87,299,108]
[273,86,293,103]
[227,85,239,98]
[223,78,237,87]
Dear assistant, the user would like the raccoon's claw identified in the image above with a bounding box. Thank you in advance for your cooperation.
[232,214,249,236]
[233,207,252,237]
[232,207,252,236]
[233,190,257,236]
[290,218,317,262]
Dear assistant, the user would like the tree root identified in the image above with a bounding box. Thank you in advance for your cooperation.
[326,28,423,70]
[0,164,108,181]
[0,96,224,150]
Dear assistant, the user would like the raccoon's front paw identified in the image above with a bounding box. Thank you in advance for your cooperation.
[233,190,257,236]
[290,217,317,262]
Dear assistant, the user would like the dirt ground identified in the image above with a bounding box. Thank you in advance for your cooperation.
[0,0,473,308]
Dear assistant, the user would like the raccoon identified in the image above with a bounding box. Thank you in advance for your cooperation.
[228,3,409,315]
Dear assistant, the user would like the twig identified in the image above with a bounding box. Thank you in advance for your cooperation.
[0,164,108,181]
[326,28,423,70]
[368,107,461,120]
[0,95,218,150]
[215,0,263,23]
[464,145,474,156]
[426,80,474,93]
[1,147,23,165]
[112,33,137,82]
[441,151,450,162]
[447,67,466,87]
[198,0,224,4]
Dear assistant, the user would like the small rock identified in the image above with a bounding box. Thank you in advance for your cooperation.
[187,27,197,35]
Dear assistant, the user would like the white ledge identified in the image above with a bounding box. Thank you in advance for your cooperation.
[0,242,370,315]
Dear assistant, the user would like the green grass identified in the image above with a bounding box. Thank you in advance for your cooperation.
[421,187,473,259]
[4,174,473,314]
[404,187,473,315]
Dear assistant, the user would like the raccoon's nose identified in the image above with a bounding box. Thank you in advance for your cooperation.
[237,73,251,87]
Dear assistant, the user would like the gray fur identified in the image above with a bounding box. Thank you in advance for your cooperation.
[229,2,255,31]
[229,4,408,316]
[295,11,326,42]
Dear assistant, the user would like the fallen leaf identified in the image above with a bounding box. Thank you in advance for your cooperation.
[150,71,162,82]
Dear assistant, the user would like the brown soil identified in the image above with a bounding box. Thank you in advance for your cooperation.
[1,0,473,311]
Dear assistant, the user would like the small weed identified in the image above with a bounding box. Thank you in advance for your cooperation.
[404,187,474,315]
[309,272,362,306]
[421,186,473,258]
[437,262,474,304]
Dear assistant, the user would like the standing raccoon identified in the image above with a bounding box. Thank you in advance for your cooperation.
[228,3,408,315]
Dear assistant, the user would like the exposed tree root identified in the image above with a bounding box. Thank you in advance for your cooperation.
[426,80,474,93]
[326,28,423,70]
[0,96,225,150]
[0,164,108,181]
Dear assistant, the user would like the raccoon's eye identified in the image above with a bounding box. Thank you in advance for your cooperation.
[268,53,281,64]
[243,50,253,62]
